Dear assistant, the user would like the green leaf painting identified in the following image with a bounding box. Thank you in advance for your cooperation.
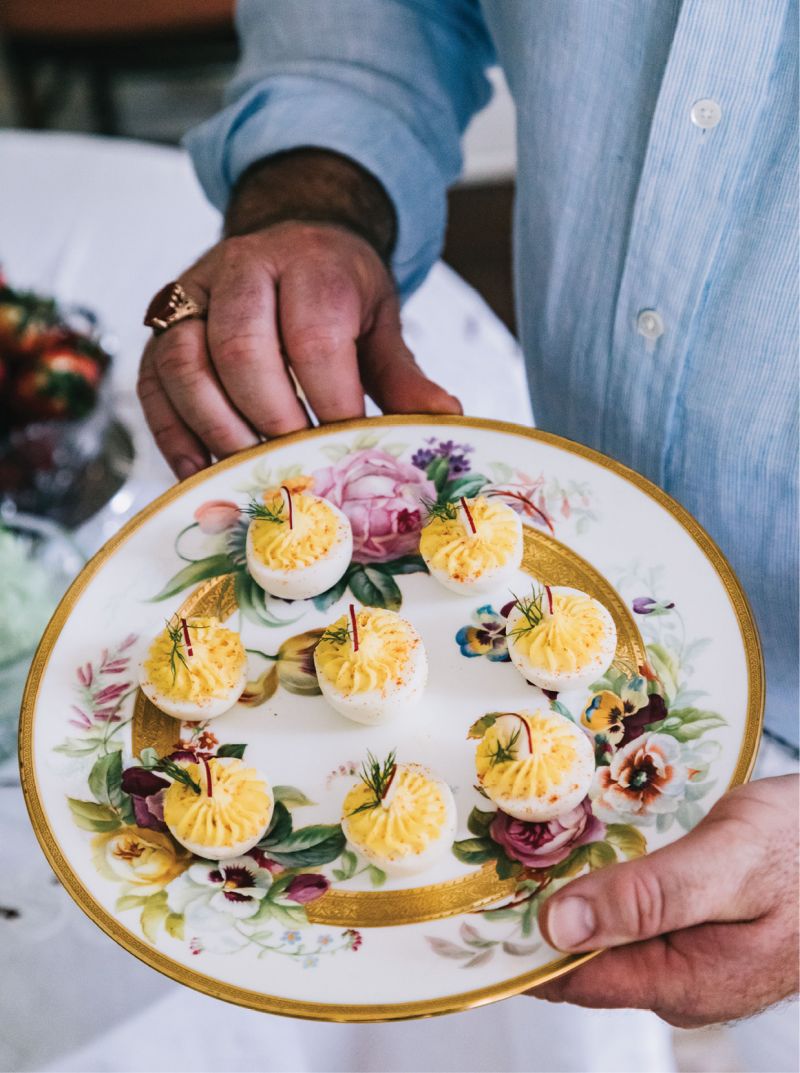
[150,555,233,603]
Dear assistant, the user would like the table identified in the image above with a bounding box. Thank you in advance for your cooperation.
[0,130,676,1073]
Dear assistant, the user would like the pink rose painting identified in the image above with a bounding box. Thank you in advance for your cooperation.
[490,798,605,870]
[313,449,435,564]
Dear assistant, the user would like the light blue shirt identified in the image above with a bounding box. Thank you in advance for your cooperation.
[187,0,798,746]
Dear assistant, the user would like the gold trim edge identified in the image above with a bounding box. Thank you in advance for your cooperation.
[18,415,765,1023]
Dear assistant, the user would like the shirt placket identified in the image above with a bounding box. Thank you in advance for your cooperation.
[602,0,786,485]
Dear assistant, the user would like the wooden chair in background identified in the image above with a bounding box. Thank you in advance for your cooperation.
[1,0,237,136]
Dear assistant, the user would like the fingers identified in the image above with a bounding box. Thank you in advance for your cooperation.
[359,298,462,415]
[532,919,783,1028]
[137,346,209,479]
[531,937,683,1012]
[278,257,366,423]
[150,315,259,461]
[206,241,309,436]
[538,807,764,954]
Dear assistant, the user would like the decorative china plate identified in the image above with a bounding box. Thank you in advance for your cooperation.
[20,416,763,1022]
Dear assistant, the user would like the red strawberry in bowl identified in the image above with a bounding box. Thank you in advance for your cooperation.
[8,335,110,423]
[0,286,62,359]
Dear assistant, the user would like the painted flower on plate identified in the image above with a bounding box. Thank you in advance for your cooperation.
[276,629,324,694]
[313,448,435,563]
[590,732,688,823]
[632,596,675,616]
[618,692,668,747]
[92,825,191,896]
[166,854,274,953]
[410,437,474,479]
[194,499,241,534]
[489,799,605,870]
[581,691,626,743]
[284,873,330,904]
[455,601,515,662]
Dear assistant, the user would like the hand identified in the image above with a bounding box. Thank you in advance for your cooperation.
[137,152,460,480]
[532,774,799,1027]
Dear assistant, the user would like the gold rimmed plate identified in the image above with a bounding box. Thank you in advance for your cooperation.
[20,416,763,1021]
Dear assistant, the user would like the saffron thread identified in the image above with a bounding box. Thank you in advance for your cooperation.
[460,496,477,534]
[201,757,213,798]
[349,603,359,652]
[281,485,294,530]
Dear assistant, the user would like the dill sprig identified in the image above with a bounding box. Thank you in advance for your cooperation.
[245,497,285,524]
[152,756,202,794]
[487,726,521,767]
[165,618,210,682]
[319,604,360,650]
[349,749,398,815]
[423,497,458,523]
[319,623,352,646]
[165,619,189,682]
[508,588,549,637]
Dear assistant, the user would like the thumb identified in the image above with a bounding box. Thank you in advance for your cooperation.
[538,809,762,953]
[360,299,461,416]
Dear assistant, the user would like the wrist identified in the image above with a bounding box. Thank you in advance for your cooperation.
[224,148,397,264]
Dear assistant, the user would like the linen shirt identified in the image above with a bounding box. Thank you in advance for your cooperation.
[187,0,798,746]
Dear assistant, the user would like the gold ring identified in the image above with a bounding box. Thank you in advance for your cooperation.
[144,281,206,334]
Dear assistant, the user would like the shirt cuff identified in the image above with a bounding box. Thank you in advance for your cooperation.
[184,76,448,300]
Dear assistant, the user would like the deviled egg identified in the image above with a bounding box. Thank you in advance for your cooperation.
[163,756,274,859]
[139,615,247,721]
[314,604,427,725]
[245,486,352,600]
[505,585,617,693]
[473,709,595,821]
[342,752,457,876]
[419,495,523,594]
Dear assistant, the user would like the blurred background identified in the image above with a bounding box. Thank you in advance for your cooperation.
[0,6,795,1073]
[0,0,518,329]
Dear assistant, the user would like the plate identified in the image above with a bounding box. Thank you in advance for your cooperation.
[20,416,763,1022]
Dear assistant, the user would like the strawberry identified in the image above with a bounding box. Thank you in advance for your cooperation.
[8,335,109,423]
[0,286,62,359]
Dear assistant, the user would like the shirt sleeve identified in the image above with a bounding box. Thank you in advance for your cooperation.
[184,0,495,298]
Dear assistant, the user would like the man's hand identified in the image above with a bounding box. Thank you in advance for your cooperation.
[137,151,460,479]
[533,774,799,1027]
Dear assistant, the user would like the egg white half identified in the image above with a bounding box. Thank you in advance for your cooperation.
[505,587,617,693]
[481,711,596,822]
[246,499,353,600]
[342,765,457,877]
[167,762,274,860]
[423,509,523,595]
[315,640,428,725]
[138,659,248,723]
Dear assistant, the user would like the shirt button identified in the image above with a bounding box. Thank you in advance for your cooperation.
[637,309,665,340]
[691,98,722,129]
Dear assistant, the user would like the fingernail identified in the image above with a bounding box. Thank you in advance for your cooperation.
[175,457,199,481]
[546,896,596,950]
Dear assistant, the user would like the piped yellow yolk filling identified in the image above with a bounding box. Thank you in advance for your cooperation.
[476,712,578,799]
[164,759,272,849]
[420,496,519,582]
[343,766,447,860]
[315,609,418,695]
[512,593,610,673]
[249,492,340,571]
[143,617,246,703]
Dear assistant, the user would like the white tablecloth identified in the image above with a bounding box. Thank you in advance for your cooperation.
[0,130,676,1073]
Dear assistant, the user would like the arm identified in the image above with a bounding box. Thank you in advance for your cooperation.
[138,0,495,477]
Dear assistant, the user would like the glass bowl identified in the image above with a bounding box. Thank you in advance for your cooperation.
[0,506,84,764]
